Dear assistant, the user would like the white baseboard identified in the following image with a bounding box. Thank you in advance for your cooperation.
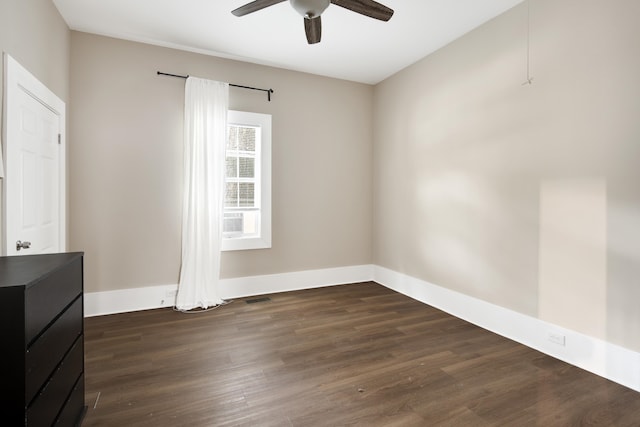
[84,264,374,317]
[84,284,179,317]
[373,265,640,393]
[219,264,375,299]
[83,263,640,392]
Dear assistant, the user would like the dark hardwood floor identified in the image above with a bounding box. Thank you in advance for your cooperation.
[83,282,640,426]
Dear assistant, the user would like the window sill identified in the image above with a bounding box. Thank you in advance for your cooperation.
[221,236,271,251]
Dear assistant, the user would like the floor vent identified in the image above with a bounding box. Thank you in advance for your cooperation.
[245,297,271,304]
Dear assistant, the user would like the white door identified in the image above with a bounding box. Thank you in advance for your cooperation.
[3,54,66,256]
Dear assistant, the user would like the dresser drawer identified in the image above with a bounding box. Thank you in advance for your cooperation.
[25,297,83,405]
[27,337,83,427]
[25,256,82,344]
[54,373,85,427]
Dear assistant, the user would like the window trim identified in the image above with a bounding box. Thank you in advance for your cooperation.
[221,110,271,251]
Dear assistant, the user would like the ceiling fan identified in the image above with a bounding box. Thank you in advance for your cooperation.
[232,0,394,45]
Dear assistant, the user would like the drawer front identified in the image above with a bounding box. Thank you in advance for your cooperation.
[54,373,86,427]
[25,257,82,344]
[26,297,83,405]
[27,337,83,427]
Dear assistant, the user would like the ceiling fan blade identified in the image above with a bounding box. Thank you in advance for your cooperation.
[232,0,286,17]
[330,0,394,21]
[304,16,322,44]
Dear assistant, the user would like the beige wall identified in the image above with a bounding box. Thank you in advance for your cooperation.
[373,0,640,352]
[69,32,373,293]
[5,0,639,355]
[0,0,70,245]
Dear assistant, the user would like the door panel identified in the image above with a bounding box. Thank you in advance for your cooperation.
[3,54,65,256]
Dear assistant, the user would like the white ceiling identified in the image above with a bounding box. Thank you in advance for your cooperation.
[52,0,524,85]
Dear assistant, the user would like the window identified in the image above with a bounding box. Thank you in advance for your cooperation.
[222,110,271,251]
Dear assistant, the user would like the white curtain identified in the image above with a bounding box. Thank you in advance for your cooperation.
[0,132,4,178]
[176,77,229,311]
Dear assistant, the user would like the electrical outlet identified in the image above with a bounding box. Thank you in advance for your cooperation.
[548,333,566,346]
[165,290,177,298]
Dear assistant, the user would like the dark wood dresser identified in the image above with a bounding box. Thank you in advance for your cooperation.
[0,252,86,426]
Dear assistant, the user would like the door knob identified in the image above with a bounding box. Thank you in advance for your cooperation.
[16,240,31,251]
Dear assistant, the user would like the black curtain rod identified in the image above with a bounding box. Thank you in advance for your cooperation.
[157,71,274,102]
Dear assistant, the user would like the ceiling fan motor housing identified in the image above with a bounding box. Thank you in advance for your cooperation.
[290,0,330,18]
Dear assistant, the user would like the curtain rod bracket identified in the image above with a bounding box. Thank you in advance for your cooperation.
[157,71,274,102]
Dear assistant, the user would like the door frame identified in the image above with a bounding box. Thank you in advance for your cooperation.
[2,53,66,255]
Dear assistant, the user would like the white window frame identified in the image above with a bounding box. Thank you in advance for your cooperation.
[221,110,271,251]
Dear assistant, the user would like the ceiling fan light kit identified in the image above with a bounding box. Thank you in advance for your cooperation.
[232,0,394,44]
[291,0,330,18]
